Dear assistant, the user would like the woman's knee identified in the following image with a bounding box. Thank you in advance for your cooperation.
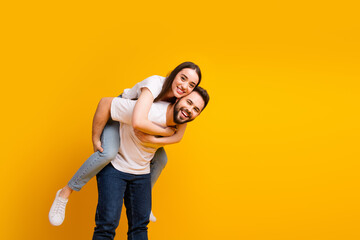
[153,148,168,169]
[99,121,120,160]
[98,147,118,160]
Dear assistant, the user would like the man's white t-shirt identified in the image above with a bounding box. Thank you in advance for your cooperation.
[110,97,170,175]
[122,75,165,100]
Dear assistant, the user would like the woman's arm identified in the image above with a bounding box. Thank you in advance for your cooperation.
[134,123,187,146]
[92,97,114,152]
[132,88,175,137]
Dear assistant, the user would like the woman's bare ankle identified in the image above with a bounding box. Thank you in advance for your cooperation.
[59,185,73,199]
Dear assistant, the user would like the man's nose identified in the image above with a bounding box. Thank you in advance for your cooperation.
[188,108,195,117]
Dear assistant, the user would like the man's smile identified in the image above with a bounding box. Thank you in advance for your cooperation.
[180,109,191,119]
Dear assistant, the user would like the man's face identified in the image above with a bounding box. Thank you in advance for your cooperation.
[173,91,205,124]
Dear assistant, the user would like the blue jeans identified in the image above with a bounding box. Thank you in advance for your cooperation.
[93,164,151,240]
[68,113,168,191]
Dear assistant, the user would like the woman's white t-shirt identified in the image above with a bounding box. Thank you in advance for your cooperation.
[122,75,166,100]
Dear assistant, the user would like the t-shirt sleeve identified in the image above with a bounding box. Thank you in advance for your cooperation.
[134,75,164,99]
[122,75,165,100]
[110,98,137,124]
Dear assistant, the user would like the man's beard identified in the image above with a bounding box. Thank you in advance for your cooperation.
[173,101,194,124]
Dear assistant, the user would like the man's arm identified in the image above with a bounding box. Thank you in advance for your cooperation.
[92,97,114,152]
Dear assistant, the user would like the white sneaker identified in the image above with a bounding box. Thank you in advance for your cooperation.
[149,211,157,222]
[49,189,68,226]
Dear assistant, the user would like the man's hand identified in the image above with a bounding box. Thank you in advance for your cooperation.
[93,138,104,152]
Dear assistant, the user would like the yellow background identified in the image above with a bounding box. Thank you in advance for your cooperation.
[1,0,359,239]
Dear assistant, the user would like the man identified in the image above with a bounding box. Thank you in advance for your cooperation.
[93,87,209,240]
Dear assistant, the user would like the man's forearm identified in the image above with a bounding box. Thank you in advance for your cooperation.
[92,97,114,141]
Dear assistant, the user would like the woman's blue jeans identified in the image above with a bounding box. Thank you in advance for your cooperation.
[68,119,168,191]
[93,163,151,240]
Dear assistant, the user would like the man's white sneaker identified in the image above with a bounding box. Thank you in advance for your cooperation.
[49,189,68,226]
[149,211,157,222]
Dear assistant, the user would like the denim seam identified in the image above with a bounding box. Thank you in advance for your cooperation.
[129,183,135,239]
[69,152,102,191]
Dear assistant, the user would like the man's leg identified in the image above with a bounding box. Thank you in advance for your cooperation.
[124,173,151,240]
[93,164,127,240]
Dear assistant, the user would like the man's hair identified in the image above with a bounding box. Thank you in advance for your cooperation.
[193,86,210,111]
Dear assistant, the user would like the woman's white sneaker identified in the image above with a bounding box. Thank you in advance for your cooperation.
[149,211,157,222]
[49,189,68,226]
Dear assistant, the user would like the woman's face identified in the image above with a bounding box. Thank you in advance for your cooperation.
[171,68,199,98]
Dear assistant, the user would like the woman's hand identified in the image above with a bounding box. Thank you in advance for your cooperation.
[133,129,165,147]
[92,138,104,152]
[134,129,155,143]
[162,126,177,137]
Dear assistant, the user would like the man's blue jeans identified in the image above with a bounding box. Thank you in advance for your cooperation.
[93,164,151,240]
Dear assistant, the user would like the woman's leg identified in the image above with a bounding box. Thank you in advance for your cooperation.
[150,147,168,189]
[68,119,120,191]
[49,119,120,226]
[148,147,167,222]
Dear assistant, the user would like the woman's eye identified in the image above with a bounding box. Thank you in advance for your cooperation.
[181,77,185,81]
[190,84,195,88]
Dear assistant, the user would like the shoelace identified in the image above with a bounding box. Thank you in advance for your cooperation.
[54,198,67,217]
